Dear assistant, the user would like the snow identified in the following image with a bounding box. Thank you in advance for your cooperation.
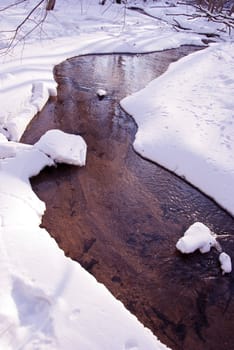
[219,252,232,275]
[176,222,217,254]
[1,226,165,350]
[121,42,234,216]
[34,129,87,166]
[143,1,233,40]
[0,0,233,349]
[96,88,107,98]
[176,222,232,275]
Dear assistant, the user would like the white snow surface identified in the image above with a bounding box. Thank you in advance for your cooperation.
[0,0,233,349]
[1,226,164,350]
[121,42,234,215]
[35,129,87,166]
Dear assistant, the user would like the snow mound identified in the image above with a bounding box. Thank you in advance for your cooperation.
[176,222,232,275]
[31,82,57,113]
[96,88,107,98]
[219,252,232,275]
[176,222,217,254]
[34,129,87,166]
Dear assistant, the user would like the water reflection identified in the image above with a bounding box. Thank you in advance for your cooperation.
[22,47,234,350]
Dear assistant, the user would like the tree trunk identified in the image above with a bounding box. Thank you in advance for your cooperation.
[46,0,56,11]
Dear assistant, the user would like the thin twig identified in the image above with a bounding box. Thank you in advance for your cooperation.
[0,0,27,12]
[0,0,48,54]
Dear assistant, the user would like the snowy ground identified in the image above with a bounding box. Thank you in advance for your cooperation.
[0,0,233,349]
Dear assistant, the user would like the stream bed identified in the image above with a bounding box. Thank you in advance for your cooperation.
[21,47,234,350]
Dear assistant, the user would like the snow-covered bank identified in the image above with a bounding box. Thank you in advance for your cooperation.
[1,227,167,350]
[121,42,234,216]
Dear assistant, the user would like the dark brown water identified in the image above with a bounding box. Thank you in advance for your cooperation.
[21,47,234,350]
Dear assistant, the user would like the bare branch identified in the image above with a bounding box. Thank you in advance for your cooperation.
[0,0,51,54]
[0,0,27,12]
[193,3,234,31]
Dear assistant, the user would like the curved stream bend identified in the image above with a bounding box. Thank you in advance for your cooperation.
[22,48,234,350]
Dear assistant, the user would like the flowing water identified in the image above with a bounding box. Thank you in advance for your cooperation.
[21,47,234,350]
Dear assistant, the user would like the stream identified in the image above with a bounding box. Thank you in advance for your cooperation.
[21,47,234,350]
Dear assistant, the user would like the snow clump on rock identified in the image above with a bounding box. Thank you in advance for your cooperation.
[176,222,217,254]
[176,222,232,275]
